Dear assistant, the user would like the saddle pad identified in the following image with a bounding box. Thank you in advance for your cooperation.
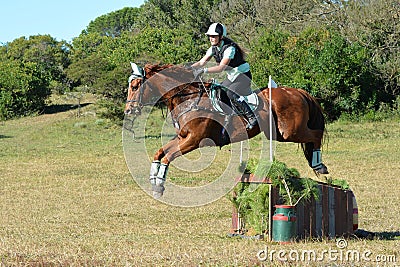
[210,84,260,114]
[210,86,227,114]
[238,93,259,111]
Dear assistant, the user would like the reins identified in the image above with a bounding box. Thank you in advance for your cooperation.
[132,70,209,108]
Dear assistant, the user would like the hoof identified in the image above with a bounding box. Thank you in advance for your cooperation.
[314,164,329,175]
[152,184,165,199]
[153,191,163,199]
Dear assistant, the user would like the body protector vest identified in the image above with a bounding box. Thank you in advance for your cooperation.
[212,39,246,69]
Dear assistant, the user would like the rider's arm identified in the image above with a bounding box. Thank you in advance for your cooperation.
[204,46,234,73]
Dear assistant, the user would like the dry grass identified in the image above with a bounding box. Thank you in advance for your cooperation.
[0,98,399,266]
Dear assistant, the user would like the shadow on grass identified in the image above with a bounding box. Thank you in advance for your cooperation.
[43,103,92,115]
[354,229,400,240]
[374,231,400,240]
[0,134,12,139]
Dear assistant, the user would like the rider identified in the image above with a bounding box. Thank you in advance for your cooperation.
[191,22,258,130]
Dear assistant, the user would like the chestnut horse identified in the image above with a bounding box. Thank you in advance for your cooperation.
[125,63,328,198]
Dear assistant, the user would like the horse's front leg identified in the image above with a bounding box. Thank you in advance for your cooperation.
[149,136,178,198]
[149,135,199,198]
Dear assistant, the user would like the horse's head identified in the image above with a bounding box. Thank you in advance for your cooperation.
[125,62,147,115]
[125,63,184,115]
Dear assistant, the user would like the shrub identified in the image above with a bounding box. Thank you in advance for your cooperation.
[0,60,50,120]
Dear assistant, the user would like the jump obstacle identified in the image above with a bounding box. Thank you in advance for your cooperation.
[230,174,358,241]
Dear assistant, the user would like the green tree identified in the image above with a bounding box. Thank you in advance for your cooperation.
[330,0,400,98]
[140,0,220,37]
[211,0,338,47]
[249,28,377,120]
[3,35,70,85]
[85,7,141,37]
[0,35,70,119]
[0,60,50,119]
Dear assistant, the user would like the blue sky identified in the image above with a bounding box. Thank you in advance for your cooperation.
[0,0,145,44]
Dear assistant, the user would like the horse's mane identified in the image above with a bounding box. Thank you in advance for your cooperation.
[144,63,173,77]
[143,63,196,87]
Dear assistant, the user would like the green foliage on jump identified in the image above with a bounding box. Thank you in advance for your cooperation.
[230,159,320,235]
[325,177,350,190]
[229,182,270,235]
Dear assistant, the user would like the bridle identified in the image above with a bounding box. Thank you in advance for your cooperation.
[125,74,146,115]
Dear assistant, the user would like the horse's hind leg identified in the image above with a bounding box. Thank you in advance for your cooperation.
[302,141,329,175]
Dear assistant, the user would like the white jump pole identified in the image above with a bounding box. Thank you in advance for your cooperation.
[240,141,243,163]
[268,76,275,162]
[267,76,273,242]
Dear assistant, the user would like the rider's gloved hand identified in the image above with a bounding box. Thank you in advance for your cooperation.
[193,68,205,78]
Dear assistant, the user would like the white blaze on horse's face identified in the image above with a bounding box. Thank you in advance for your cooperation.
[125,78,143,115]
[125,62,146,115]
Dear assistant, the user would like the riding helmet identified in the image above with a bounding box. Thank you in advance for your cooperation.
[205,23,227,37]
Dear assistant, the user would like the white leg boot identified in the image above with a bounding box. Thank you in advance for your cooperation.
[153,163,168,199]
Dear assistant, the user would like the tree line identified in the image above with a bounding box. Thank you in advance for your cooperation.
[0,0,398,121]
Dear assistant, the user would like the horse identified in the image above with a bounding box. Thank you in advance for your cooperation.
[124,63,328,198]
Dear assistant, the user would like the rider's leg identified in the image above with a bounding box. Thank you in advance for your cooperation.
[223,73,258,130]
[229,94,258,130]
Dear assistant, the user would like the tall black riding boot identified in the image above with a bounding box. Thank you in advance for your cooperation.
[232,99,259,130]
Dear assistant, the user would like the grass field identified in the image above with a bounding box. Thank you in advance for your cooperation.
[1,96,399,266]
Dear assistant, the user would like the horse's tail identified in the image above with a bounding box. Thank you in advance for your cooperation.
[298,89,327,167]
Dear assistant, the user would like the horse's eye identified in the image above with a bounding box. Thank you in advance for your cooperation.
[130,82,141,91]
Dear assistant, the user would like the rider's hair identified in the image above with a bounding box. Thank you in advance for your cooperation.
[223,37,246,60]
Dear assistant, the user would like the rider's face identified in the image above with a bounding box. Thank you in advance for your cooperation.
[208,35,221,46]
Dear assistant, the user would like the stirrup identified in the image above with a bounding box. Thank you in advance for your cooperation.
[246,116,258,130]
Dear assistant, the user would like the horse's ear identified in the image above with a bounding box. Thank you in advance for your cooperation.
[144,63,154,70]
[130,62,145,77]
[143,64,156,76]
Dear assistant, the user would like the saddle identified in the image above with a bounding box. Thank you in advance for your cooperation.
[208,82,262,146]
